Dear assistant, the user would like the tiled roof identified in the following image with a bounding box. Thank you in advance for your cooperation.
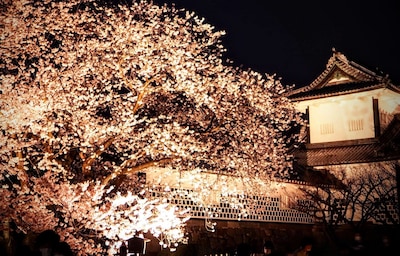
[287,49,400,101]
[295,142,383,167]
[288,81,385,101]
[293,114,400,167]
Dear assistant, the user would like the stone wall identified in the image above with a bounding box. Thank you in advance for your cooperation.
[147,219,315,256]
[146,220,400,256]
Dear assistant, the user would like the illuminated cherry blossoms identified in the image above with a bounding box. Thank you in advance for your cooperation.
[0,0,302,254]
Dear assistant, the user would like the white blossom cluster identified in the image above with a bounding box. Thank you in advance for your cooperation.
[0,0,303,254]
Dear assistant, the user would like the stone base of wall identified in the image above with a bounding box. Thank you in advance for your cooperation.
[146,219,314,256]
[145,220,400,256]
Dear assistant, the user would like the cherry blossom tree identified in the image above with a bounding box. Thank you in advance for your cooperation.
[289,161,399,251]
[0,0,302,254]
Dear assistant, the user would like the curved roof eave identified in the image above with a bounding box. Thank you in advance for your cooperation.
[287,49,399,100]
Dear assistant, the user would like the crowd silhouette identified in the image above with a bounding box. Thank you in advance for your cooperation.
[0,229,74,256]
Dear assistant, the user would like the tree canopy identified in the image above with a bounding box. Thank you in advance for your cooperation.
[0,0,302,254]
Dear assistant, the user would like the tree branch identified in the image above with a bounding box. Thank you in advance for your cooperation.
[82,137,115,175]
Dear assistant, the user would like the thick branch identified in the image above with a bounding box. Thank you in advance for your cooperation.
[17,150,28,191]
[81,137,115,175]
[132,76,158,114]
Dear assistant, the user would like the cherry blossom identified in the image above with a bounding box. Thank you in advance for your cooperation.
[0,0,302,254]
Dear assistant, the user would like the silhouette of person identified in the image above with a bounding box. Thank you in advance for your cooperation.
[237,242,252,256]
[291,237,313,256]
[34,230,60,256]
[375,234,395,256]
[262,240,283,256]
[119,241,127,256]
[350,232,365,256]
[53,241,74,256]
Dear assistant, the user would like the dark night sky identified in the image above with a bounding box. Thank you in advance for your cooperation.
[153,0,400,88]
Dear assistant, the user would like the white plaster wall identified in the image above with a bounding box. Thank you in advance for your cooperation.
[294,88,400,143]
